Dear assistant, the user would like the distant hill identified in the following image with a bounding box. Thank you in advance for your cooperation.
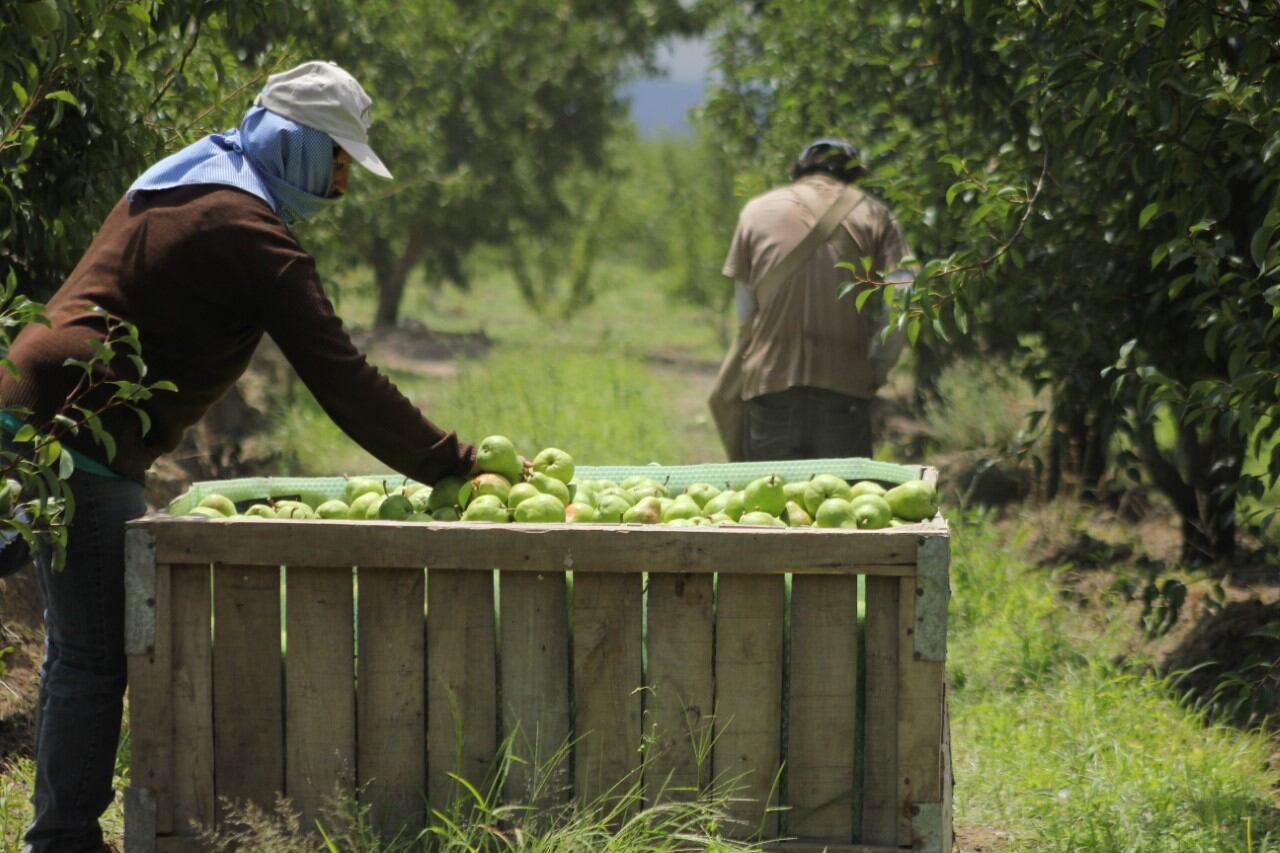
[620,77,706,137]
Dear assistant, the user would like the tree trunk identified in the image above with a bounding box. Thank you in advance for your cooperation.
[1135,418,1240,568]
[373,228,430,330]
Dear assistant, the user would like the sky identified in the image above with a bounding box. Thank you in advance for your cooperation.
[621,36,712,136]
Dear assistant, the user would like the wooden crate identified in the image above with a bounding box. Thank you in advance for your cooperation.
[123,471,951,853]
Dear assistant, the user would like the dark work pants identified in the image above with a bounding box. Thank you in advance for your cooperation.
[24,469,147,853]
[743,386,874,461]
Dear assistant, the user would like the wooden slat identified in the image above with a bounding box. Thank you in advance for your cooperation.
[426,569,497,814]
[572,572,642,806]
[128,561,173,834]
[788,574,858,840]
[285,566,356,827]
[357,568,427,838]
[896,575,945,845]
[860,577,899,845]
[714,574,784,839]
[213,564,283,819]
[143,517,918,573]
[500,571,570,806]
[644,572,714,803]
[170,563,214,834]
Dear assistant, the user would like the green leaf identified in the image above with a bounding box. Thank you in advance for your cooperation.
[11,82,29,109]
[1250,222,1274,271]
[907,315,922,346]
[45,91,80,109]
[58,448,75,480]
[1138,202,1159,229]
[855,287,875,312]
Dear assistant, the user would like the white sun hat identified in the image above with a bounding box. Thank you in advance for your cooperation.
[255,60,393,179]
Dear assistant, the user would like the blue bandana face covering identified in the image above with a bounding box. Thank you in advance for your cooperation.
[128,106,339,225]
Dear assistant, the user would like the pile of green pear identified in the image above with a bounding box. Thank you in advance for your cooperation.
[181,435,939,529]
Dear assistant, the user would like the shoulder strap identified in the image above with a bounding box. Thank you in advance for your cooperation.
[755,183,865,310]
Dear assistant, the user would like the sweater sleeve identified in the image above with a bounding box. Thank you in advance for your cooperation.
[240,215,475,484]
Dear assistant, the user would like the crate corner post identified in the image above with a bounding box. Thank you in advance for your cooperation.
[125,523,171,850]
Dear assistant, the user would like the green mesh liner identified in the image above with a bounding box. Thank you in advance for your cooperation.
[167,457,922,515]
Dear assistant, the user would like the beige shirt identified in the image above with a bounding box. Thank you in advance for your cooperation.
[723,173,909,401]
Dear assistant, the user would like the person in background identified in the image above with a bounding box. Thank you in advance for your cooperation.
[722,138,913,461]
[0,61,477,853]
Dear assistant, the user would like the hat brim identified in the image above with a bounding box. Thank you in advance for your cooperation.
[333,135,393,180]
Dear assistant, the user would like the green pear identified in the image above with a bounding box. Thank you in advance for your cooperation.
[432,506,461,522]
[884,480,939,522]
[363,496,387,519]
[598,486,635,507]
[622,496,663,524]
[629,483,666,501]
[186,506,225,519]
[852,495,893,529]
[531,447,575,484]
[514,493,566,523]
[814,498,857,529]
[243,504,276,519]
[683,482,721,509]
[427,476,464,511]
[707,512,735,525]
[344,477,386,504]
[378,494,414,520]
[475,435,523,483]
[462,495,509,523]
[468,473,512,506]
[662,494,703,523]
[408,490,433,513]
[507,482,541,508]
[743,475,786,517]
[848,480,887,500]
[348,492,382,519]
[400,482,428,498]
[276,501,317,519]
[197,494,237,517]
[565,501,599,523]
[568,482,596,507]
[530,472,571,506]
[803,474,854,516]
[703,490,745,521]
[595,492,631,522]
[783,481,808,504]
[739,510,787,527]
[315,499,350,519]
[784,500,814,527]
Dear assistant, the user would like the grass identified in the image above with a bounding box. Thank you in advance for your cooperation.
[948,512,1280,852]
[268,344,695,477]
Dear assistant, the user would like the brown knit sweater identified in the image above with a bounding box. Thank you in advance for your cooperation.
[0,185,476,484]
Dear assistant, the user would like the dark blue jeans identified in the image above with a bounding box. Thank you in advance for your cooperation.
[23,469,147,853]
[744,386,874,461]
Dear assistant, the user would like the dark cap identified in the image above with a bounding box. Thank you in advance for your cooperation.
[798,138,860,163]
[791,137,865,182]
